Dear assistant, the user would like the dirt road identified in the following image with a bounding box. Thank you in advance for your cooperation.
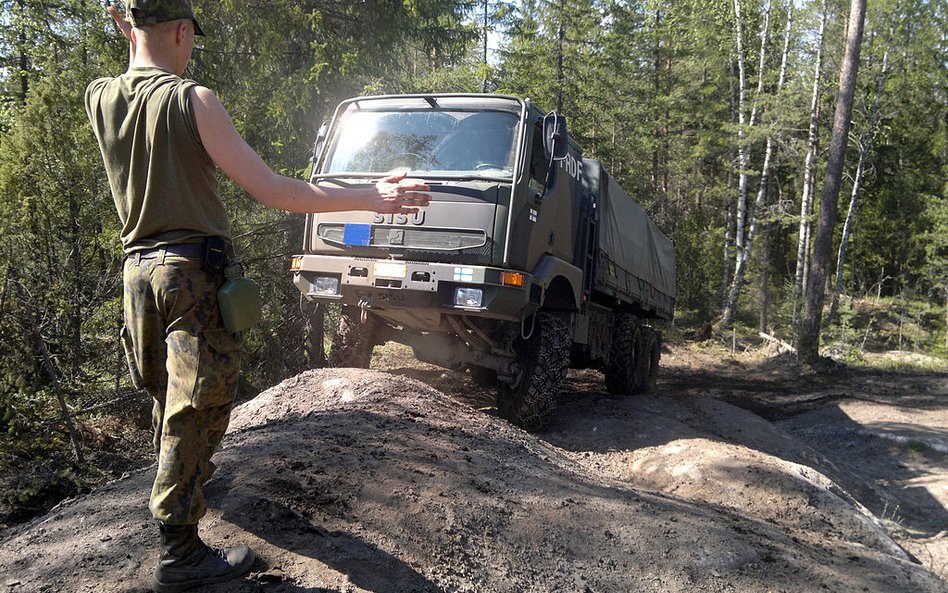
[0,341,945,592]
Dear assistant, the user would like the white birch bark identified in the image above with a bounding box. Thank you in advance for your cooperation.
[748,0,773,129]
[793,0,828,321]
[830,42,890,320]
[733,0,749,255]
[721,0,784,329]
[723,54,737,308]
[828,146,865,316]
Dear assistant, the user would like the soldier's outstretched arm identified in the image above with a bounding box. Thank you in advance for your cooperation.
[189,86,430,215]
[107,4,137,67]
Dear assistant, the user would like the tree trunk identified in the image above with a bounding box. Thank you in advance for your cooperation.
[723,166,735,309]
[798,0,867,363]
[830,42,890,321]
[481,0,489,92]
[68,192,82,377]
[16,0,30,102]
[720,0,787,329]
[794,0,828,322]
[651,6,668,197]
[829,148,865,320]
[732,0,749,256]
[722,55,737,309]
[765,3,794,328]
[748,0,772,130]
[721,134,775,328]
[611,118,617,171]
[759,213,773,333]
[730,0,773,257]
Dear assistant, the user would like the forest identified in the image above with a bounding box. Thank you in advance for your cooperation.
[0,0,945,524]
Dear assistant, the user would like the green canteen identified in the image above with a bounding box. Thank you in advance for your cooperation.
[218,264,261,333]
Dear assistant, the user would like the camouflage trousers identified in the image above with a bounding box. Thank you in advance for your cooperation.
[122,249,242,525]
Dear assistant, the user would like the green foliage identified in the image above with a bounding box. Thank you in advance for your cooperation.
[821,294,945,356]
[843,0,947,301]
[0,5,122,397]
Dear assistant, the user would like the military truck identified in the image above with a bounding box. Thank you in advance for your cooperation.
[291,94,675,429]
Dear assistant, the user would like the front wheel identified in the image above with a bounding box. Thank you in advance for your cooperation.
[496,313,570,430]
[328,305,378,368]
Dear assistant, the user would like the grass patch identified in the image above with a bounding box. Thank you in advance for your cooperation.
[859,351,948,373]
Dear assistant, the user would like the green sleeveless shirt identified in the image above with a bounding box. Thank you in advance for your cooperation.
[85,66,231,253]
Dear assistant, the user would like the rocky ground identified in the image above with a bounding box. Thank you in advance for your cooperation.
[0,340,945,592]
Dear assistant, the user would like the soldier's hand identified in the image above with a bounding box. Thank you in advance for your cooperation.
[107,3,134,41]
[373,171,431,214]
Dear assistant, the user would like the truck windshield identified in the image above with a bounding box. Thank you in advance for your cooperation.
[324,108,519,178]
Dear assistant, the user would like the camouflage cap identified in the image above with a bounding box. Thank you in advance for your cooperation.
[127,0,205,36]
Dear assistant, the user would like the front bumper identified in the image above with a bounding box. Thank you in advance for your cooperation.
[291,254,533,320]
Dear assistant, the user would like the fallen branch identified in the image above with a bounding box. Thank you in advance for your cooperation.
[759,331,796,354]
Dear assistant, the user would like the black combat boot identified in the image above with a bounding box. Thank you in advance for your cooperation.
[151,522,255,593]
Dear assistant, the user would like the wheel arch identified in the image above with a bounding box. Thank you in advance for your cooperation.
[532,255,582,311]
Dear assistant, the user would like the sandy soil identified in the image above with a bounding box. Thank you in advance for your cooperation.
[0,340,945,593]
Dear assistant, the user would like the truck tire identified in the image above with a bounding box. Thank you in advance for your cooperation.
[605,313,646,395]
[328,306,377,368]
[497,313,570,430]
[641,327,661,393]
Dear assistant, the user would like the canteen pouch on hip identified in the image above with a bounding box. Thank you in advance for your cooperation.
[218,262,262,333]
[203,236,227,271]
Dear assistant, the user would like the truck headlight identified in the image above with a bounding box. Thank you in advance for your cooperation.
[454,287,483,307]
[313,276,340,296]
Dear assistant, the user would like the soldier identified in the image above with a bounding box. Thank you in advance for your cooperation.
[84,2,430,591]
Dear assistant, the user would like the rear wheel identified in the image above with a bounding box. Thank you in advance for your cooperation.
[329,306,378,368]
[496,313,570,430]
[605,313,646,395]
[641,327,661,393]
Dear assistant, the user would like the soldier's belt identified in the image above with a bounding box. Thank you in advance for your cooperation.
[132,244,206,261]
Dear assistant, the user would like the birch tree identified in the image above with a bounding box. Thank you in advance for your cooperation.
[792,0,829,322]
[722,55,737,308]
[721,0,750,325]
[730,0,750,267]
[721,0,792,329]
[798,0,868,362]
[829,34,890,321]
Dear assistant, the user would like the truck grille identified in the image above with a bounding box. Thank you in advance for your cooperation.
[318,224,487,251]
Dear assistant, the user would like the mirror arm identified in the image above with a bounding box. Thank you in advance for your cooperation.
[311,121,330,179]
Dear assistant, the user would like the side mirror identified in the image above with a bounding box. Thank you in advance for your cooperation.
[311,121,330,176]
[543,112,569,162]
